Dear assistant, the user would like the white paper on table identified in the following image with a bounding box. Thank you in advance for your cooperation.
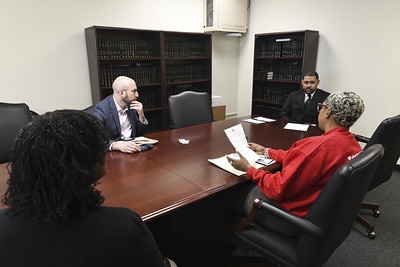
[284,123,309,131]
[253,116,276,122]
[224,124,260,164]
[243,118,266,124]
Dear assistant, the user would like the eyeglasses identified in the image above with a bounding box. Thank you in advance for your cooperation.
[317,103,329,112]
[124,89,138,94]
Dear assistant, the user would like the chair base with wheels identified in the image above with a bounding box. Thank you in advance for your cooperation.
[355,204,380,239]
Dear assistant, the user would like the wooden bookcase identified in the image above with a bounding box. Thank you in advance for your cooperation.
[85,26,212,133]
[251,30,319,118]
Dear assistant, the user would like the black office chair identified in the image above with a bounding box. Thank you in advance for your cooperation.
[232,144,384,267]
[354,114,400,239]
[30,110,40,120]
[0,102,33,163]
[168,91,213,129]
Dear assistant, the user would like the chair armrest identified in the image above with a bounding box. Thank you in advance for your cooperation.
[232,198,262,232]
[354,134,370,144]
[233,198,325,241]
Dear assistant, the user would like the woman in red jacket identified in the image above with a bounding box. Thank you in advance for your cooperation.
[228,91,365,236]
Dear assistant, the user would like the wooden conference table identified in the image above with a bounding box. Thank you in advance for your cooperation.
[0,116,323,221]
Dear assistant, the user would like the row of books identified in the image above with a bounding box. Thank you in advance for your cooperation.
[252,105,281,119]
[99,88,161,111]
[144,111,164,133]
[100,64,208,86]
[257,39,304,58]
[97,39,208,59]
[98,39,157,58]
[136,88,160,109]
[164,42,206,58]
[165,64,208,82]
[100,64,158,87]
[255,61,302,81]
[253,84,297,105]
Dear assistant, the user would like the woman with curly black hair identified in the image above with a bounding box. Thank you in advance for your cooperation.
[0,110,167,266]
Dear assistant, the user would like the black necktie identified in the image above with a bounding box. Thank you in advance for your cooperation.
[305,94,312,109]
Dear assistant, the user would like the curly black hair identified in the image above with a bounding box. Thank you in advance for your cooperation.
[1,110,109,224]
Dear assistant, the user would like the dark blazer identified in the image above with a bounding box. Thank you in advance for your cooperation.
[93,95,147,146]
[280,89,330,124]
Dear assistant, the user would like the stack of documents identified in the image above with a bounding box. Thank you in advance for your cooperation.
[243,116,276,124]
[133,136,159,145]
[208,123,275,176]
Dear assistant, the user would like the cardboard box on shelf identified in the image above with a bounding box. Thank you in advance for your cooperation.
[212,105,226,121]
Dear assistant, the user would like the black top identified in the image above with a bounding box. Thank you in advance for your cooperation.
[0,207,165,267]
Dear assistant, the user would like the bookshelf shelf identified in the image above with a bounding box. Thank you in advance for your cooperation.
[253,78,301,84]
[255,57,304,60]
[252,30,319,118]
[85,26,212,133]
[166,79,211,84]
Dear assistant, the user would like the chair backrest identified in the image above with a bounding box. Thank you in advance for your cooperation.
[300,144,384,266]
[30,110,40,120]
[0,102,33,163]
[363,114,400,190]
[168,91,213,129]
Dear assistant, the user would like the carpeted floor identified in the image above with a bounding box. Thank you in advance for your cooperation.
[325,170,400,266]
[226,170,400,267]
[148,170,400,267]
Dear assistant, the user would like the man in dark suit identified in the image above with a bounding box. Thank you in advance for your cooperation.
[280,71,329,125]
[93,76,148,153]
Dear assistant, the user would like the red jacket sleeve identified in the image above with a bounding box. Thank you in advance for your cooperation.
[246,148,319,202]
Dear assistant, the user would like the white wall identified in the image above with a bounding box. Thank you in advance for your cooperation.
[0,0,238,117]
[211,32,240,116]
[239,0,400,136]
[1,0,399,138]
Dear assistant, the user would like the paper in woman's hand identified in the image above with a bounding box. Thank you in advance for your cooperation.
[224,123,259,165]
